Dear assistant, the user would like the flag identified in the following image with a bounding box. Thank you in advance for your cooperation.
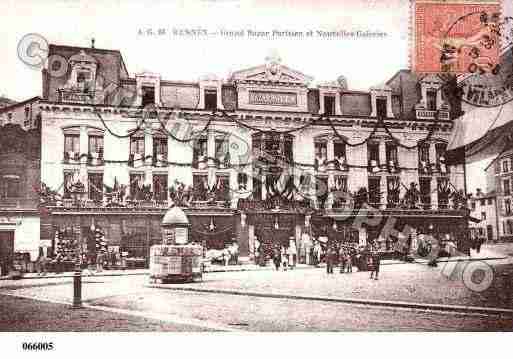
[447,101,513,164]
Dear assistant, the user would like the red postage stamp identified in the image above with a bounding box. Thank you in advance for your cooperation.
[412,0,502,74]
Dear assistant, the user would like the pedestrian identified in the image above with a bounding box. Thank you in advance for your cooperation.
[345,249,353,273]
[370,248,381,280]
[476,235,484,254]
[288,239,297,269]
[314,241,322,267]
[326,246,334,274]
[96,251,104,272]
[36,247,47,276]
[273,246,281,271]
[339,247,346,274]
[81,253,95,275]
[281,246,289,271]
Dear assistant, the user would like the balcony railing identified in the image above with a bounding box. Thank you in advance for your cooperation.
[0,197,39,209]
[88,151,104,166]
[63,151,80,164]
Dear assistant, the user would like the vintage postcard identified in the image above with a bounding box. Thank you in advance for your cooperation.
[1,0,513,356]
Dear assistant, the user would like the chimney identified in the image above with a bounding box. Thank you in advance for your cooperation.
[91,38,95,49]
[476,188,482,196]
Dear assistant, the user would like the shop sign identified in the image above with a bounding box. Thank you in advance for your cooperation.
[249,91,297,106]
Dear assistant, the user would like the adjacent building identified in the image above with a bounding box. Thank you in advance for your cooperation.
[487,151,513,241]
[37,43,469,266]
[468,188,498,242]
[0,123,41,275]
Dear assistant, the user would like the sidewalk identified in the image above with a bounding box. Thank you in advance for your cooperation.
[1,248,507,281]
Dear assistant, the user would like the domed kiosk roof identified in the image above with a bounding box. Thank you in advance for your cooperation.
[162,206,189,226]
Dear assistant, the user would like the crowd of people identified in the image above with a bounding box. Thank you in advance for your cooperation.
[255,236,383,280]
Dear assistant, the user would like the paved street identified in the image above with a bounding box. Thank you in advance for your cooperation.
[1,245,513,331]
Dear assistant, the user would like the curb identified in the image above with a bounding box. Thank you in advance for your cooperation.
[1,255,508,281]
[148,285,513,317]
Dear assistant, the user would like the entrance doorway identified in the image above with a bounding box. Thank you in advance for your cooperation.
[487,225,493,242]
[0,231,14,275]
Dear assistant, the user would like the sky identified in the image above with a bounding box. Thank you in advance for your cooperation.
[1,0,511,194]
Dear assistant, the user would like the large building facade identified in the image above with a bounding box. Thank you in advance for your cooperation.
[37,44,469,265]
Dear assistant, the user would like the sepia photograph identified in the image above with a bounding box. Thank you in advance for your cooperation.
[1,0,513,355]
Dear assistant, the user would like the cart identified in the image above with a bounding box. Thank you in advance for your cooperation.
[149,244,203,284]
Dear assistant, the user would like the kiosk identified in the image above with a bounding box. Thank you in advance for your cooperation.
[149,206,203,283]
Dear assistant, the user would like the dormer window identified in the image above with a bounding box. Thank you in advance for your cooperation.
[427,89,437,111]
[141,86,155,107]
[205,89,217,111]
[324,95,336,116]
[376,98,387,119]
[76,70,92,91]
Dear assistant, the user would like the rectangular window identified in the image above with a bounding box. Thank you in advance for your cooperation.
[386,142,398,166]
[419,178,431,207]
[504,179,511,196]
[426,90,437,111]
[437,178,450,208]
[141,86,155,107]
[88,173,103,202]
[506,199,512,215]
[130,137,144,155]
[481,211,486,220]
[88,136,104,156]
[153,174,168,202]
[324,95,335,116]
[376,98,387,118]
[0,177,20,198]
[419,144,430,163]
[204,90,217,111]
[238,173,248,190]
[215,175,230,202]
[472,201,476,210]
[64,134,80,154]
[315,141,328,168]
[129,173,145,200]
[503,160,509,173]
[480,199,486,206]
[215,137,229,164]
[387,177,400,206]
[487,198,493,205]
[193,137,208,168]
[153,137,168,166]
[252,175,262,201]
[24,107,30,127]
[316,176,329,208]
[193,174,208,201]
[368,142,379,166]
[368,177,381,204]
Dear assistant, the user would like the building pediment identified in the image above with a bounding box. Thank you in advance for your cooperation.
[230,59,313,86]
